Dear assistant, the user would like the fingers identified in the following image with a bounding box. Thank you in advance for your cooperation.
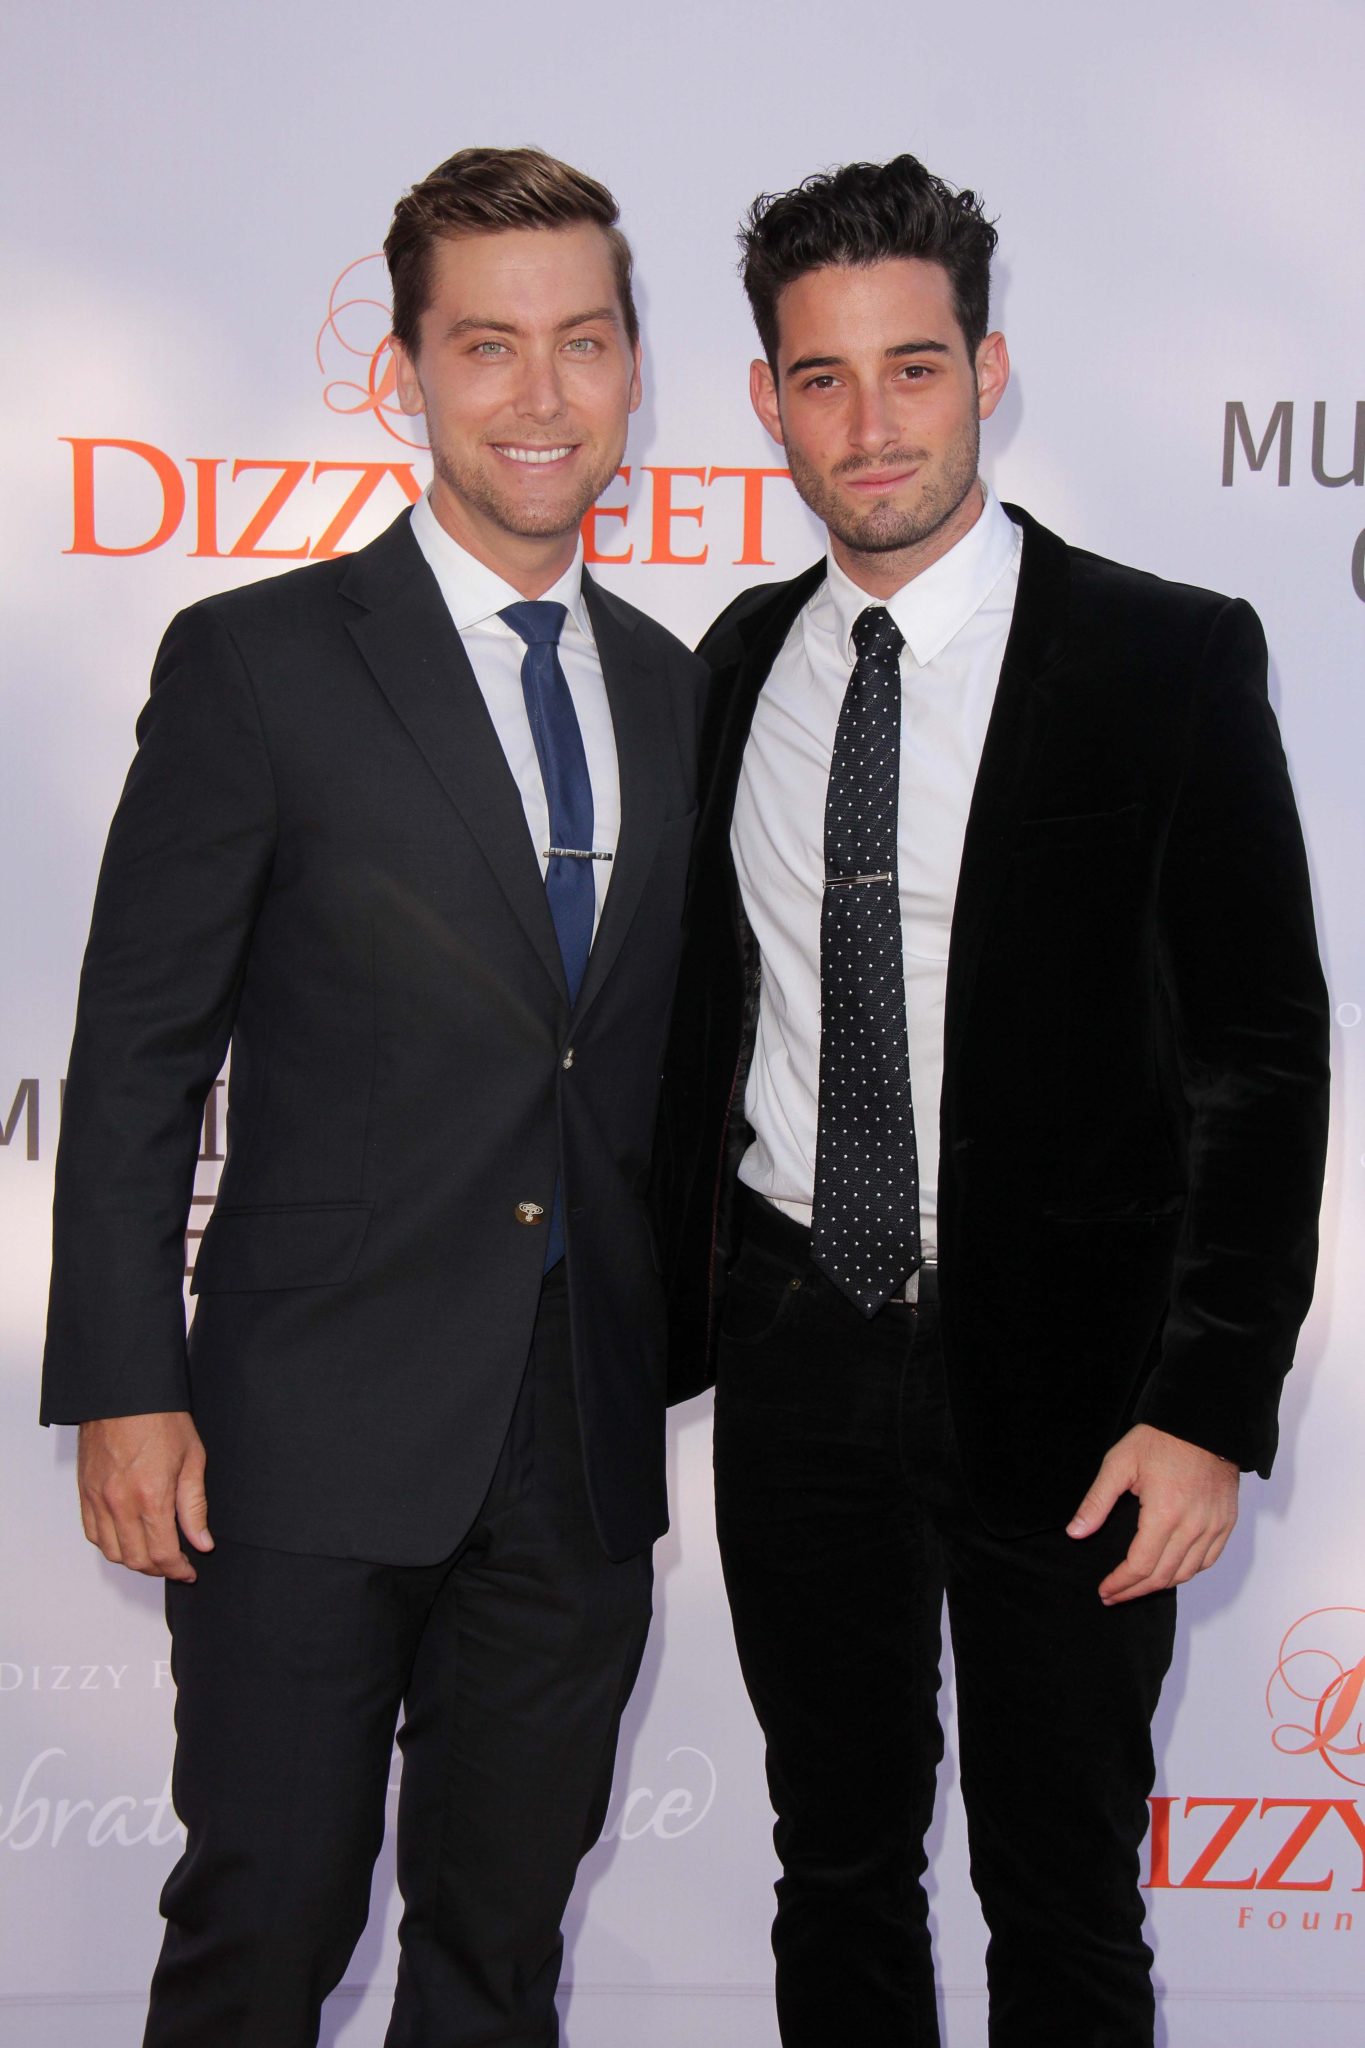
[1097,1493,1239,1606]
[76,1413,205,1582]
[81,1489,196,1580]
[1068,1424,1240,1603]
[175,1451,214,1556]
[1098,1522,1189,1605]
[83,1496,126,1569]
[1066,1444,1135,1539]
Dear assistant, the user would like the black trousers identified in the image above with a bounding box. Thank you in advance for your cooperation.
[713,1199,1177,2048]
[145,1270,652,2048]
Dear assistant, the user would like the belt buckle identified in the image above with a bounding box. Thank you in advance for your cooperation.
[901,1263,936,1306]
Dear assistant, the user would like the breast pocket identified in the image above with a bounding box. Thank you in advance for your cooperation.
[654,805,699,850]
[190,1202,372,1293]
[635,805,699,913]
[1014,803,1145,852]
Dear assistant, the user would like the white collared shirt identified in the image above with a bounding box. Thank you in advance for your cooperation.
[732,485,1022,1259]
[410,490,620,935]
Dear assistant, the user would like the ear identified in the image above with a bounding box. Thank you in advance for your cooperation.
[975,331,1010,422]
[749,357,785,447]
[389,335,425,420]
[628,337,643,416]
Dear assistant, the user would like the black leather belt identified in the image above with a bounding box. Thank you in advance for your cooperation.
[741,1192,939,1307]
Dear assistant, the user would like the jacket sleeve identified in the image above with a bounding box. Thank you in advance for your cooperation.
[40,603,278,1423]
[1135,596,1329,1472]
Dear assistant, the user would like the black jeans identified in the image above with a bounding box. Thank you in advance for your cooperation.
[146,1270,652,2048]
[714,1199,1176,2048]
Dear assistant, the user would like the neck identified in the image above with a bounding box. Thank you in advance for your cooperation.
[830,477,985,602]
[427,480,578,600]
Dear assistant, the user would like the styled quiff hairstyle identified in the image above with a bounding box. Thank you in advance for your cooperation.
[740,154,998,369]
[385,145,638,353]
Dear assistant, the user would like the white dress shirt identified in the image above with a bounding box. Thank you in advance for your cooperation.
[733,485,1021,1261]
[410,490,620,935]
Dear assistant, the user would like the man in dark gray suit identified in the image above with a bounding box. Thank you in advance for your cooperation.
[42,146,705,2047]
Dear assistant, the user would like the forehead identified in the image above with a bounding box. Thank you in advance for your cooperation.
[774,257,963,362]
[421,223,622,323]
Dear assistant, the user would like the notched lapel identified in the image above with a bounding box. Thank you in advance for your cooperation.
[704,563,826,852]
[944,508,1071,1052]
[339,520,568,1005]
[571,579,669,1023]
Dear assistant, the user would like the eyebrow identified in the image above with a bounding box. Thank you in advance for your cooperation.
[784,338,953,377]
[443,307,619,340]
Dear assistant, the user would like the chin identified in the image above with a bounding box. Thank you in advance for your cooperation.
[496,503,589,541]
[835,511,924,554]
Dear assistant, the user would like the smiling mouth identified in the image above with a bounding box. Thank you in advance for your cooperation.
[494,445,577,465]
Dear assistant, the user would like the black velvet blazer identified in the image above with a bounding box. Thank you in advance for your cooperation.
[653,505,1329,1536]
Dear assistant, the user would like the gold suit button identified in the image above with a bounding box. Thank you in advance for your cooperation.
[514,1201,545,1226]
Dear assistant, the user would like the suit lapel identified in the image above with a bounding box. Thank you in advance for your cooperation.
[572,564,821,1027]
[697,524,1069,1068]
[570,576,668,1024]
[340,515,567,1004]
[943,506,1071,1054]
[704,563,827,863]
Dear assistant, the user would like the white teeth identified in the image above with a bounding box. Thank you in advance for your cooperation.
[497,445,574,464]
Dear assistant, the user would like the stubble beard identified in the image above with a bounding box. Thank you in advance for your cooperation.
[786,410,982,564]
[431,436,624,542]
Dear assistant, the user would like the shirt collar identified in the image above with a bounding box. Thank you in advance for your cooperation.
[410,489,593,641]
[824,483,1020,668]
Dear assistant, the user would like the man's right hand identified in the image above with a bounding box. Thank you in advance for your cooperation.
[77,1412,213,1582]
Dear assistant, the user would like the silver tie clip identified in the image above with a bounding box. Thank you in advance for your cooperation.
[545,847,614,861]
[824,872,894,887]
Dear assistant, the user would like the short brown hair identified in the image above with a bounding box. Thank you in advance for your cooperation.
[385,145,638,353]
[740,154,998,369]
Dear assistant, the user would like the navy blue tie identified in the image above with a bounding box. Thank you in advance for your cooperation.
[499,601,595,1004]
[500,600,595,1270]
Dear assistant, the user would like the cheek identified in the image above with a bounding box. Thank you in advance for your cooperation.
[569,384,635,447]
[782,409,836,467]
[429,389,489,442]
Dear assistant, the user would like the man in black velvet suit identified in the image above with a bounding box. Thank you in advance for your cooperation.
[654,155,1329,2045]
[42,148,705,2046]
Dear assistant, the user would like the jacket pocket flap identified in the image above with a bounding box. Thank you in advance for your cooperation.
[1041,1191,1185,1225]
[190,1202,372,1294]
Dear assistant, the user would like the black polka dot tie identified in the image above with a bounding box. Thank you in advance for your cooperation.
[810,604,921,1316]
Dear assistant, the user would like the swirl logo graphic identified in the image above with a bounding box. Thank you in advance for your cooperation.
[1267,1608,1365,1786]
[317,256,428,451]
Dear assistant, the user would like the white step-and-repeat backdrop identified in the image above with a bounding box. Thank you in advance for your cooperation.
[2,4,1361,2043]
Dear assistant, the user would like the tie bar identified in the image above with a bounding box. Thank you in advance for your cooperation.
[545,847,613,861]
[824,872,894,887]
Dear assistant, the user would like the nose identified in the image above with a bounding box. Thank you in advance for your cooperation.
[515,346,568,423]
[848,381,896,456]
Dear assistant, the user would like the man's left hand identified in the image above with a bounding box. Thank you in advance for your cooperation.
[1066,1424,1240,1605]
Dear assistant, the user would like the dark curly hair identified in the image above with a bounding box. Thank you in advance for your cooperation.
[740,154,998,368]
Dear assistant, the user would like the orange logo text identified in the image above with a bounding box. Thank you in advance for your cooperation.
[1146,1794,1365,1893]
[61,442,793,566]
[1267,1608,1365,1787]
